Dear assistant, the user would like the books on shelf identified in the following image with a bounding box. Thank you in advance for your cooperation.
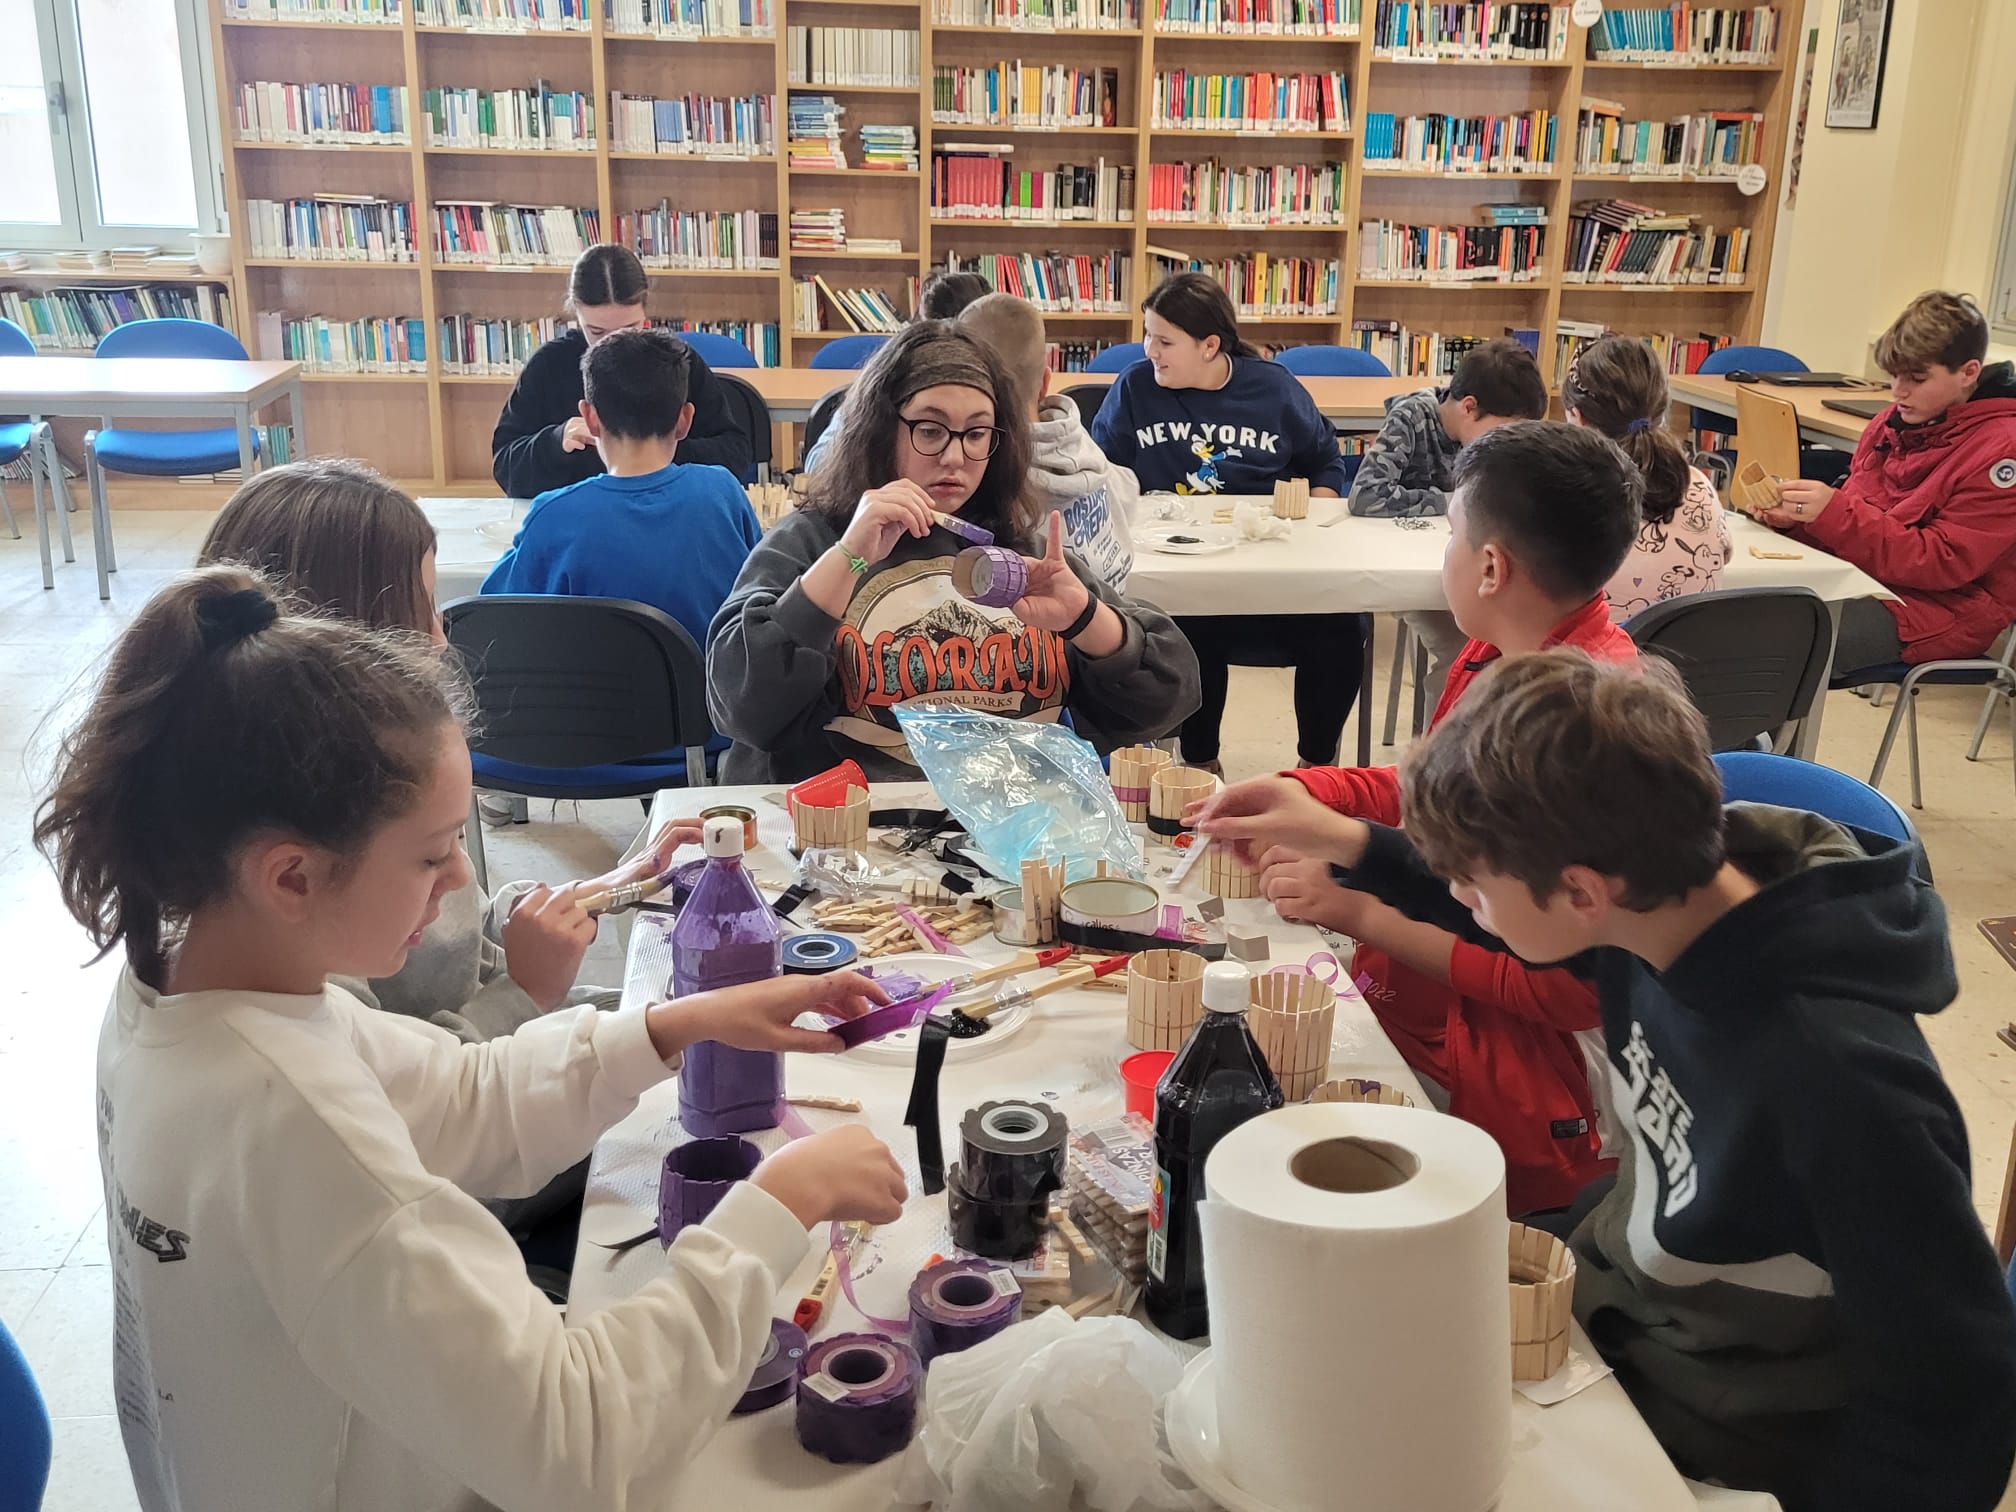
[147,254,201,274]
[107,247,161,275]
[1362,110,1556,173]
[1369,1,1566,60]
[418,0,587,29]
[1145,247,1339,315]
[795,276,910,333]
[439,313,564,373]
[423,85,596,151]
[1047,338,1116,372]
[933,64,1119,128]
[603,0,772,37]
[245,195,419,262]
[257,310,428,373]
[1346,320,1488,377]
[1562,198,1749,285]
[0,283,234,350]
[432,202,602,265]
[1144,159,1343,226]
[787,95,848,168]
[612,91,778,156]
[785,27,921,87]
[1357,218,1546,282]
[932,147,1132,223]
[1555,318,1732,376]
[617,203,779,268]
[1153,0,1358,35]
[1573,99,1766,179]
[941,249,1132,313]
[663,317,781,366]
[48,251,111,274]
[790,208,848,251]
[237,82,411,145]
[225,0,401,22]
[860,124,918,172]
[1589,6,1778,64]
[934,0,1139,30]
[1150,70,1349,133]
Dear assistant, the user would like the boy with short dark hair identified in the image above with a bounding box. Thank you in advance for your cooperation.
[1241,421,1643,1215]
[1757,290,2016,669]
[483,327,762,659]
[1196,650,2016,1512]
[1349,335,1552,704]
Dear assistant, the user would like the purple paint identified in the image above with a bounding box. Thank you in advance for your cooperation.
[674,818,784,1136]
[831,983,953,1049]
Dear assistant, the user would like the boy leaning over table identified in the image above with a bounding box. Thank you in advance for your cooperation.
[1192,649,2016,1512]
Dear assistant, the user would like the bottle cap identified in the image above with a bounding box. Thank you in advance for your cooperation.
[1201,960,1252,1015]
[702,815,745,859]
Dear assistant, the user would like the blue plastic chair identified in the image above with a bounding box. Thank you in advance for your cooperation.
[1831,623,2016,810]
[808,334,890,371]
[676,330,757,370]
[1276,345,1393,378]
[0,1314,53,1512]
[1085,342,1146,374]
[1714,750,1928,884]
[0,318,75,587]
[0,318,37,543]
[1692,345,1807,437]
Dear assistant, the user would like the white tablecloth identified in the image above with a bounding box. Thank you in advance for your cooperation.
[425,496,525,604]
[567,782,1741,1512]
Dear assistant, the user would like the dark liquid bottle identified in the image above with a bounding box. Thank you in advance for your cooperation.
[673,815,784,1136]
[1144,961,1283,1340]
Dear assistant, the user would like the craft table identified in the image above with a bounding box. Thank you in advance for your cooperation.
[565,781,1770,1512]
[1666,372,1882,449]
[0,355,306,594]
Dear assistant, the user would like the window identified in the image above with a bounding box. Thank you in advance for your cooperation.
[0,0,221,249]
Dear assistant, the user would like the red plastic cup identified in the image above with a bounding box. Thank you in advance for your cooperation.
[1121,1050,1176,1119]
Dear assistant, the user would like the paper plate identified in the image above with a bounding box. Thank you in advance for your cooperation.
[1165,1351,1281,1512]
[1138,522,1239,556]
[845,951,1031,1062]
[478,517,519,546]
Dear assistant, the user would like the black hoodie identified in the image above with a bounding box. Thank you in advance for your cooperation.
[1341,804,2016,1512]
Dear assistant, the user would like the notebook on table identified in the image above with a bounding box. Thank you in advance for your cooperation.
[1822,398,1889,419]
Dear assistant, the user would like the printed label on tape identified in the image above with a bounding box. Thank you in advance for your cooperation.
[991,1269,1023,1297]
[801,1372,847,1403]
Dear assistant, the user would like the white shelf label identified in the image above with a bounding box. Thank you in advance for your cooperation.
[1572,0,1603,26]
[1736,164,1767,196]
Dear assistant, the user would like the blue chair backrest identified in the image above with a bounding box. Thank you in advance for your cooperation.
[1086,342,1146,374]
[808,334,889,371]
[1692,345,1808,437]
[1713,751,1926,872]
[1276,345,1392,378]
[676,330,758,370]
[0,1314,53,1512]
[0,318,34,358]
[96,317,250,362]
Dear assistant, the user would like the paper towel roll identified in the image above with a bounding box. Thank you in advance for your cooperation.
[1198,1103,1509,1512]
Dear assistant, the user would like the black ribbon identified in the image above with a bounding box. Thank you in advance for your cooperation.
[903,1016,956,1196]
[1058,917,1227,959]
[770,881,816,921]
[1145,814,1189,837]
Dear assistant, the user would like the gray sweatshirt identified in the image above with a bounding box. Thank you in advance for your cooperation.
[1027,394,1139,592]
[707,507,1200,784]
[1347,387,1460,518]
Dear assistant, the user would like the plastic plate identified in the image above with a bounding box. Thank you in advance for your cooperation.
[842,951,1031,1062]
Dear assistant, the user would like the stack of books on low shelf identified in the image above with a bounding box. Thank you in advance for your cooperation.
[55,250,112,274]
[147,253,201,275]
[1562,199,1748,286]
[108,247,162,277]
[790,208,848,251]
[787,95,848,170]
[859,124,918,172]
[800,276,906,332]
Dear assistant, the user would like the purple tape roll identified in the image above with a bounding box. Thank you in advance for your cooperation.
[657,1136,762,1241]
[908,1258,1022,1366]
[795,1333,921,1464]
[735,1318,809,1415]
[952,545,1028,609]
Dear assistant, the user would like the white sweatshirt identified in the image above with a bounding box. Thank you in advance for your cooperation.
[95,970,810,1512]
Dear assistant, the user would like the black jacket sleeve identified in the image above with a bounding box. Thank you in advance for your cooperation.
[490,339,603,498]
[674,358,756,479]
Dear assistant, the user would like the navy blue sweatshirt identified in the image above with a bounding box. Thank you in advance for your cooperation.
[1089,355,1347,495]
[1339,804,2016,1512]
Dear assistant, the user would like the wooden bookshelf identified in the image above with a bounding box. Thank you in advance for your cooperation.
[206,0,1803,490]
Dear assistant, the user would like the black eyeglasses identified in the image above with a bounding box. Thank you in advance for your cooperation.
[899,416,1004,460]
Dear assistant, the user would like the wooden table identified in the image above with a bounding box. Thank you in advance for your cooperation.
[0,355,306,595]
[1667,372,1884,449]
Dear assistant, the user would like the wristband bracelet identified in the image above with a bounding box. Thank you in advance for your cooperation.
[844,550,870,575]
[1060,597,1101,642]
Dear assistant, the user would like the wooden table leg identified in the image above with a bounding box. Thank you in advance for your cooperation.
[1996,1113,2016,1269]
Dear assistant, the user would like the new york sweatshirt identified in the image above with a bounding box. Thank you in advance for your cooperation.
[96,974,809,1512]
[1338,805,2016,1512]
[706,507,1200,783]
[1089,355,1348,495]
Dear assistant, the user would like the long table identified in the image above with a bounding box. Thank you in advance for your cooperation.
[567,781,1772,1512]
[1666,372,1884,449]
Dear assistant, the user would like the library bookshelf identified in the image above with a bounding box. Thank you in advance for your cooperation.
[201,0,1804,491]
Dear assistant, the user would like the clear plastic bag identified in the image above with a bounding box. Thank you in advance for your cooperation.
[896,1310,1212,1512]
[893,704,1144,882]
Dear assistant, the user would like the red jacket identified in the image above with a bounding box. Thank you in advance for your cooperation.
[1289,597,1636,1214]
[1792,361,2016,663]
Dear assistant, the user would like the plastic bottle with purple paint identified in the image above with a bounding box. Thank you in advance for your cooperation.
[673,815,784,1135]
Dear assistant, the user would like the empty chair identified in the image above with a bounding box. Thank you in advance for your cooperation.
[1831,625,2016,809]
[1625,587,1833,752]
[1085,342,1146,374]
[0,317,48,551]
[442,595,717,890]
[1059,383,1109,431]
[1275,345,1393,378]
[675,330,758,370]
[713,372,773,485]
[808,334,889,370]
[1693,344,1849,485]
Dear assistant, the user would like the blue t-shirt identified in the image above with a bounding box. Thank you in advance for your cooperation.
[1090,355,1347,496]
[481,460,764,653]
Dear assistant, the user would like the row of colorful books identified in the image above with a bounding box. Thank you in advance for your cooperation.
[1145,248,1340,315]
[1562,199,1749,285]
[931,64,1121,128]
[1368,1,1569,60]
[1142,158,1345,226]
[256,312,429,373]
[1555,319,1732,376]
[603,0,772,38]
[1574,100,1767,178]
[785,26,921,88]
[236,83,410,145]
[1149,70,1348,133]
[609,92,777,156]
[614,205,779,268]
[932,0,1140,29]
[1362,110,1556,174]
[1587,5,1778,64]
[1357,218,1547,283]
[422,85,595,151]
[793,276,918,333]
[940,249,1134,313]
[1152,0,1359,34]
[931,150,1133,223]
[0,283,234,351]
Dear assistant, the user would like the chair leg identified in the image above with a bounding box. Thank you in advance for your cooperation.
[0,476,18,540]
[465,790,490,894]
[1382,622,1411,746]
[685,746,709,789]
[1869,686,1888,710]
[1907,688,1923,811]
[1410,635,1429,738]
[84,437,111,600]
[1965,632,2016,761]
[42,427,74,562]
[29,430,53,589]
[1866,688,1910,793]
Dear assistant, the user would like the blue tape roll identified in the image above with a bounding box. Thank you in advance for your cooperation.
[783,932,860,974]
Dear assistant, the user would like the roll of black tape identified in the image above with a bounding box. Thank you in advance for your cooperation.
[945,1162,1051,1261]
[782,932,859,975]
[958,1100,1067,1204]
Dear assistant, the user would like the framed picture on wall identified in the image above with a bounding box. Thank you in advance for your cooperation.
[1825,0,1894,130]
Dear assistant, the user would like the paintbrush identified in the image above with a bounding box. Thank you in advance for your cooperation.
[947,953,1133,1036]
[576,871,672,917]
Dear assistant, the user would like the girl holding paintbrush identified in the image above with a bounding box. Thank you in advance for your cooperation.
[708,322,1199,782]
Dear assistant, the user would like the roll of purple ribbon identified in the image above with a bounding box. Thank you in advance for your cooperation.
[657,1135,761,1241]
[908,1257,1022,1366]
[952,545,1029,609]
[795,1333,922,1464]
[734,1318,809,1415]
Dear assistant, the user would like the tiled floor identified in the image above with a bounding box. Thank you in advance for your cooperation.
[2,510,2013,1508]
